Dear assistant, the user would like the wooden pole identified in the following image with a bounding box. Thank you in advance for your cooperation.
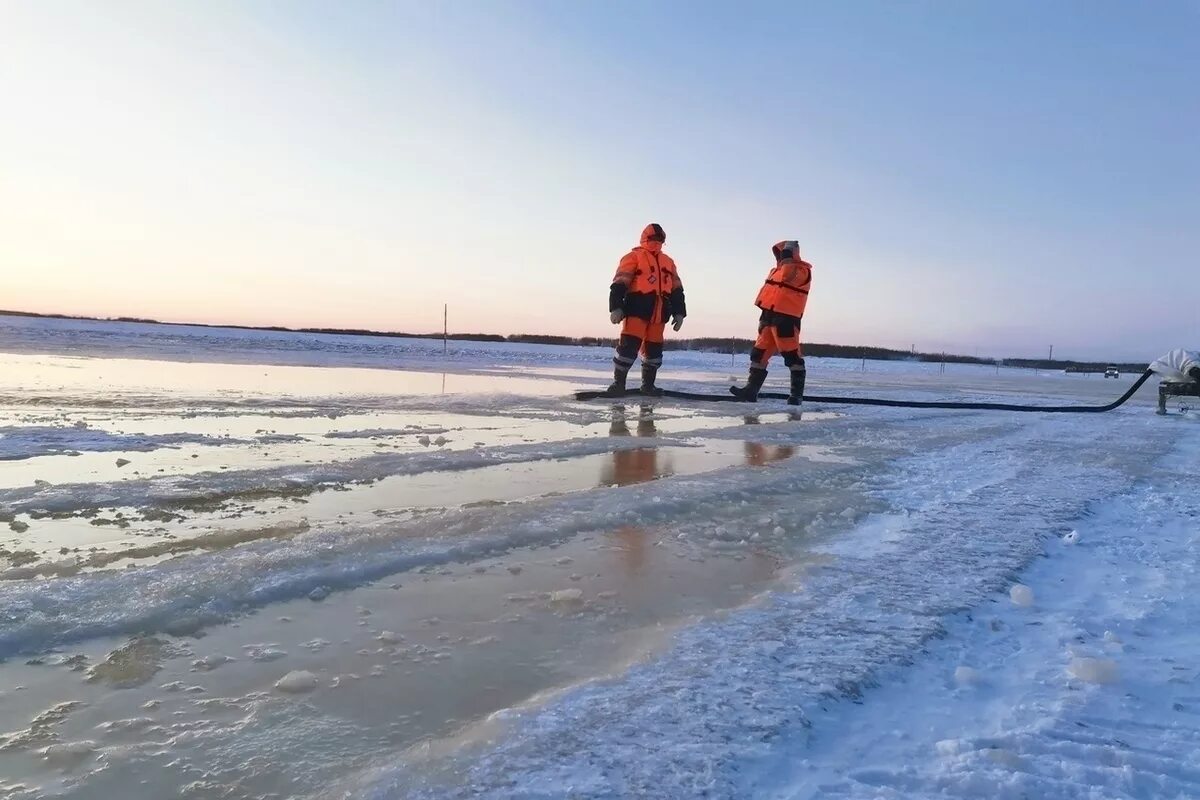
[443,304,448,355]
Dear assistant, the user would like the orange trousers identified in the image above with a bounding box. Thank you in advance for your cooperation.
[620,315,666,345]
[751,323,801,368]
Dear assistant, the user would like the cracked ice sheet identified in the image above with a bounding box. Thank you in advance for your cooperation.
[348,411,1186,800]
[0,425,253,461]
[0,430,726,517]
[0,414,874,658]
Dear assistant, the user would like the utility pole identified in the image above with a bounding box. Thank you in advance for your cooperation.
[443,304,448,355]
[1048,345,1053,362]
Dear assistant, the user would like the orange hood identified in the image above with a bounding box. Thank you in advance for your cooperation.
[772,240,801,263]
[640,223,666,252]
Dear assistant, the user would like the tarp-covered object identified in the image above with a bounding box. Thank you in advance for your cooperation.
[1149,349,1200,383]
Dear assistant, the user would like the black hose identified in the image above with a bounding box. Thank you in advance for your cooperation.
[757,368,1155,412]
[577,369,1156,413]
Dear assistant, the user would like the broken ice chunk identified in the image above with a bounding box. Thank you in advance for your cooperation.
[1009,584,1034,607]
[274,670,319,693]
[549,588,584,607]
[953,666,982,686]
[1069,657,1118,684]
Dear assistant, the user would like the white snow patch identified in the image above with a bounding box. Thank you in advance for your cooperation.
[1067,656,1119,684]
[549,588,584,606]
[1009,583,1034,607]
[245,646,288,663]
[39,740,97,768]
[953,666,982,686]
[191,654,235,672]
[274,670,319,694]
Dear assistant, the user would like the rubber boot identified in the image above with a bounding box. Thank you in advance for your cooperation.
[787,367,806,407]
[640,364,664,397]
[606,366,629,397]
[730,367,768,401]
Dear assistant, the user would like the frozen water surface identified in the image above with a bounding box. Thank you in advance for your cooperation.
[0,316,1194,800]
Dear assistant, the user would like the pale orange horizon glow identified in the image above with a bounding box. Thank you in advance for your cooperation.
[3,2,1196,362]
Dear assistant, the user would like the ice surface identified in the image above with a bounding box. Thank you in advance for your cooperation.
[357,417,1190,800]
[274,670,320,694]
[86,637,173,689]
[953,665,982,686]
[1067,656,1119,684]
[245,646,288,662]
[744,431,1200,800]
[38,740,97,768]
[1008,583,1035,607]
[0,317,1188,800]
[0,425,247,461]
[548,588,584,606]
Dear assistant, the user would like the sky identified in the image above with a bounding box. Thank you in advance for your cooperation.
[1,1,1197,361]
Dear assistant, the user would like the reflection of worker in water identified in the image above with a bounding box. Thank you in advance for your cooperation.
[744,441,795,466]
[609,403,658,438]
[1151,349,1200,415]
[612,525,648,575]
[602,405,668,486]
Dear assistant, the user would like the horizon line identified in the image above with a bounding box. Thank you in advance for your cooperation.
[0,308,1145,369]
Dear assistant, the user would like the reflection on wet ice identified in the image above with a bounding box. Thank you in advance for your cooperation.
[612,526,648,575]
[744,442,795,467]
[602,406,673,487]
[607,403,658,438]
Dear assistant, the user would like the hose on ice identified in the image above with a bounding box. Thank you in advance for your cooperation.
[576,369,1156,413]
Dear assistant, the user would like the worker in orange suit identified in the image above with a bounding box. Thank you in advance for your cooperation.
[731,240,811,406]
[607,223,686,397]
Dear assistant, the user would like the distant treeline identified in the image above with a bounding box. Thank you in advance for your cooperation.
[0,308,1150,373]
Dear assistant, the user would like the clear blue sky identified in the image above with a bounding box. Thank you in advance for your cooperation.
[2,0,1196,360]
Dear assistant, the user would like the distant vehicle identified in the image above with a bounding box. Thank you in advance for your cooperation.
[1104,366,1120,378]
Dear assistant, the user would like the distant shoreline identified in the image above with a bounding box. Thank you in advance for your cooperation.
[0,308,1148,373]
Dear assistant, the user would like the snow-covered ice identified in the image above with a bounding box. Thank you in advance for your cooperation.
[0,315,1195,800]
[274,670,320,694]
[1009,583,1036,607]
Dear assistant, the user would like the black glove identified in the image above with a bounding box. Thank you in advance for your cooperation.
[669,287,687,319]
[609,283,628,314]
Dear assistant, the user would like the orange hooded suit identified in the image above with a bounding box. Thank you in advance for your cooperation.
[606,223,686,395]
[730,240,811,405]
